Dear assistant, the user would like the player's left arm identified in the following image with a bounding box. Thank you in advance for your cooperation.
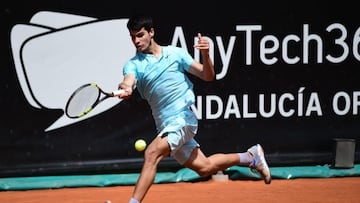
[188,33,215,81]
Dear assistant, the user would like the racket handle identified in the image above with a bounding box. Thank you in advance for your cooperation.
[112,89,125,96]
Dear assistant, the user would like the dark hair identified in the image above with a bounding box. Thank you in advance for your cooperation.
[127,15,153,32]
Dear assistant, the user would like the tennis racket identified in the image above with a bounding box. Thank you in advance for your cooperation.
[65,83,124,119]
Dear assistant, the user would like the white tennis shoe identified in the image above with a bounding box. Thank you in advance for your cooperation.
[247,144,272,184]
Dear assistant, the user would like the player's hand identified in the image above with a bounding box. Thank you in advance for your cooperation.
[193,33,210,53]
[117,82,133,99]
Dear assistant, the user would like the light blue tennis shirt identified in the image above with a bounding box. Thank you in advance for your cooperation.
[123,46,197,132]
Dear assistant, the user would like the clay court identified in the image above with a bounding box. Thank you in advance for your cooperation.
[1,176,359,203]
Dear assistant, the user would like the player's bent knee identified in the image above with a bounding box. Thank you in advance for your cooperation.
[194,167,213,177]
[185,158,213,177]
[143,147,158,162]
[143,144,168,165]
[197,170,211,177]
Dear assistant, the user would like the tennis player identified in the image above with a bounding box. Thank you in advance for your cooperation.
[117,15,271,203]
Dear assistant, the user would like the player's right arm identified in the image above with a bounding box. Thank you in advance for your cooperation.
[118,74,136,99]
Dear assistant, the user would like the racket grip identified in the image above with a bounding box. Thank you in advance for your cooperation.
[112,89,125,96]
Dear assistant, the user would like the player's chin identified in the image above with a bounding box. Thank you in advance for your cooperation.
[136,46,143,51]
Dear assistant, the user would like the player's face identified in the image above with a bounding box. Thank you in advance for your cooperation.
[129,27,154,53]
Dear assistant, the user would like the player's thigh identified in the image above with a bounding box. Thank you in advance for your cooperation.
[183,147,210,171]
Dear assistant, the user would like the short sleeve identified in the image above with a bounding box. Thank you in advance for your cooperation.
[164,46,194,72]
[123,59,138,78]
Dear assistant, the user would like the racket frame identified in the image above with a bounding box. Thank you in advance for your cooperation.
[65,83,124,119]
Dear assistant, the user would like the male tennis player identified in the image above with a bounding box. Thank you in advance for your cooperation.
[117,15,271,203]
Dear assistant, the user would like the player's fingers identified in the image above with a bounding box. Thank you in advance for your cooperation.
[194,33,209,50]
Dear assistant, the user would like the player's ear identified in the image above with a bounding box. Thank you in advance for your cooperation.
[149,28,155,38]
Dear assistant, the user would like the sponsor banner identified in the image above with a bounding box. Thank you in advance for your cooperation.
[0,0,358,176]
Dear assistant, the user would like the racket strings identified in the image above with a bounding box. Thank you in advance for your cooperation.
[66,85,100,118]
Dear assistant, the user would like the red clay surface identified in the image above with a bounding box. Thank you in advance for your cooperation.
[1,177,359,203]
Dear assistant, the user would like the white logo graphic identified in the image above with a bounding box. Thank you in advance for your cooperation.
[10,11,134,131]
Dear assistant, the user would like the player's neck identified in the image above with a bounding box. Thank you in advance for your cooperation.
[147,41,162,59]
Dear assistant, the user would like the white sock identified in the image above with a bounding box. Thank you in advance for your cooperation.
[129,197,140,203]
[238,152,253,165]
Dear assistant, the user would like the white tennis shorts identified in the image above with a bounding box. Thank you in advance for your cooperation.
[158,110,199,164]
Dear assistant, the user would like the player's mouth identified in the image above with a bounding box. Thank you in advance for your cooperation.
[136,45,142,51]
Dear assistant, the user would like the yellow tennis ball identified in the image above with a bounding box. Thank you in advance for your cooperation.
[135,139,147,152]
